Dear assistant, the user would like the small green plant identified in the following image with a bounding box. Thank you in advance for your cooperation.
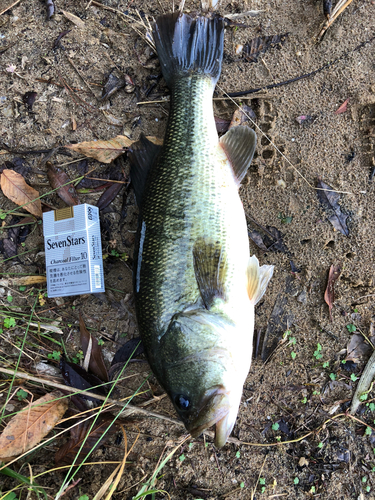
[313,344,323,360]
[240,482,245,488]
[7,295,13,303]
[272,422,279,431]
[278,212,293,224]
[365,427,372,436]
[1,492,18,500]
[78,495,89,500]
[236,450,240,458]
[48,351,61,361]
[329,373,336,381]
[71,350,84,364]
[310,486,316,493]
[366,485,371,493]
[362,476,368,483]
[16,389,28,401]
[301,397,307,404]
[259,477,265,492]
[323,361,329,368]
[313,390,320,395]
[98,339,104,346]
[291,351,296,360]
[19,286,26,291]
[294,477,299,485]
[369,403,375,412]
[3,317,16,328]
[179,454,185,462]
[351,373,358,382]
[318,442,323,448]
[346,323,356,333]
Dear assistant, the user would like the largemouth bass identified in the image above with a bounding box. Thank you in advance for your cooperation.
[130,12,274,447]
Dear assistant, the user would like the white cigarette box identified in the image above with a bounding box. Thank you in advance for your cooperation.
[43,204,105,298]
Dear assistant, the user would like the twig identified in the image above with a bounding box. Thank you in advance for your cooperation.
[85,177,127,184]
[66,56,98,101]
[228,35,375,98]
[55,66,96,113]
[251,455,267,500]
[0,366,183,426]
[0,41,17,55]
[318,0,354,39]
[0,0,21,16]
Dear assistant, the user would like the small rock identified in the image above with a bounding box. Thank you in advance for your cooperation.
[297,290,307,304]
[54,297,64,306]
[299,456,309,467]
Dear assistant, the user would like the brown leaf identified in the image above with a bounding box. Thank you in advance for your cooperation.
[229,105,256,129]
[80,315,109,382]
[243,33,289,63]
[0,276,46,287]
[335,98,349,114]
[62,10,85,28]
[65,136,133,163]
[324,264,341,321]
[55,415,117,466]
[0,391,68,462]
[47,163,79,206]
[97,180,124,210]
[0,169,42,217]
[316,178,349,236]
[66,135,162,164]
[346,333,375,363]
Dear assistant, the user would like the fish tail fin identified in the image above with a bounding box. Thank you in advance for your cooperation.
[153,12,225,87]
[247,255,274,305]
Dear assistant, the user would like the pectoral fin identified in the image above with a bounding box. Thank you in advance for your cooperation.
[219,126,257,186]
[193,239,228,309]
[247,255,274,305]
[128,134,162,207]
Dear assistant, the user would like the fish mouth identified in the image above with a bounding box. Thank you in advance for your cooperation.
[187,385,234,448]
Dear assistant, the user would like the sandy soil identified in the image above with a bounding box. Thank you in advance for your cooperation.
[1,0,375,498]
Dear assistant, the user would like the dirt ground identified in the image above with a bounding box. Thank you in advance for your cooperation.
[1,0,375,498]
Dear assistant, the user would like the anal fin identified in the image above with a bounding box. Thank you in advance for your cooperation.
[247,255,274,305]
[193,238,228,309]
[128,134,162,207]
[219,126,257,186]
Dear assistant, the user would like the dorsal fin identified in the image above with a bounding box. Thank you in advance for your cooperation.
[219,126,257,186]
[128,134,162,207]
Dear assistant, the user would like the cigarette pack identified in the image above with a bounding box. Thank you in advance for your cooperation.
[43,204,105,298]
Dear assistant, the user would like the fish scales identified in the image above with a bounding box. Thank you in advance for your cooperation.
[136,76,248,341]
[130,12,274,447]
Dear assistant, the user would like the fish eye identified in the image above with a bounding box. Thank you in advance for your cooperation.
[175,394,190,410]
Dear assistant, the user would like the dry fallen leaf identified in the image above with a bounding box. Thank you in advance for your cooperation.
[66,135,134,163]
[62,10,85,28]
[0,276,46,287]
[55,415,117,466]
[80,314,109,382]
[0,169,42,217]
[47,163,80,206]
[66,135,162,164]
[316,178,349,236]
[335,98,349,114]
[0,391,68,462]
[324,264,341,321]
